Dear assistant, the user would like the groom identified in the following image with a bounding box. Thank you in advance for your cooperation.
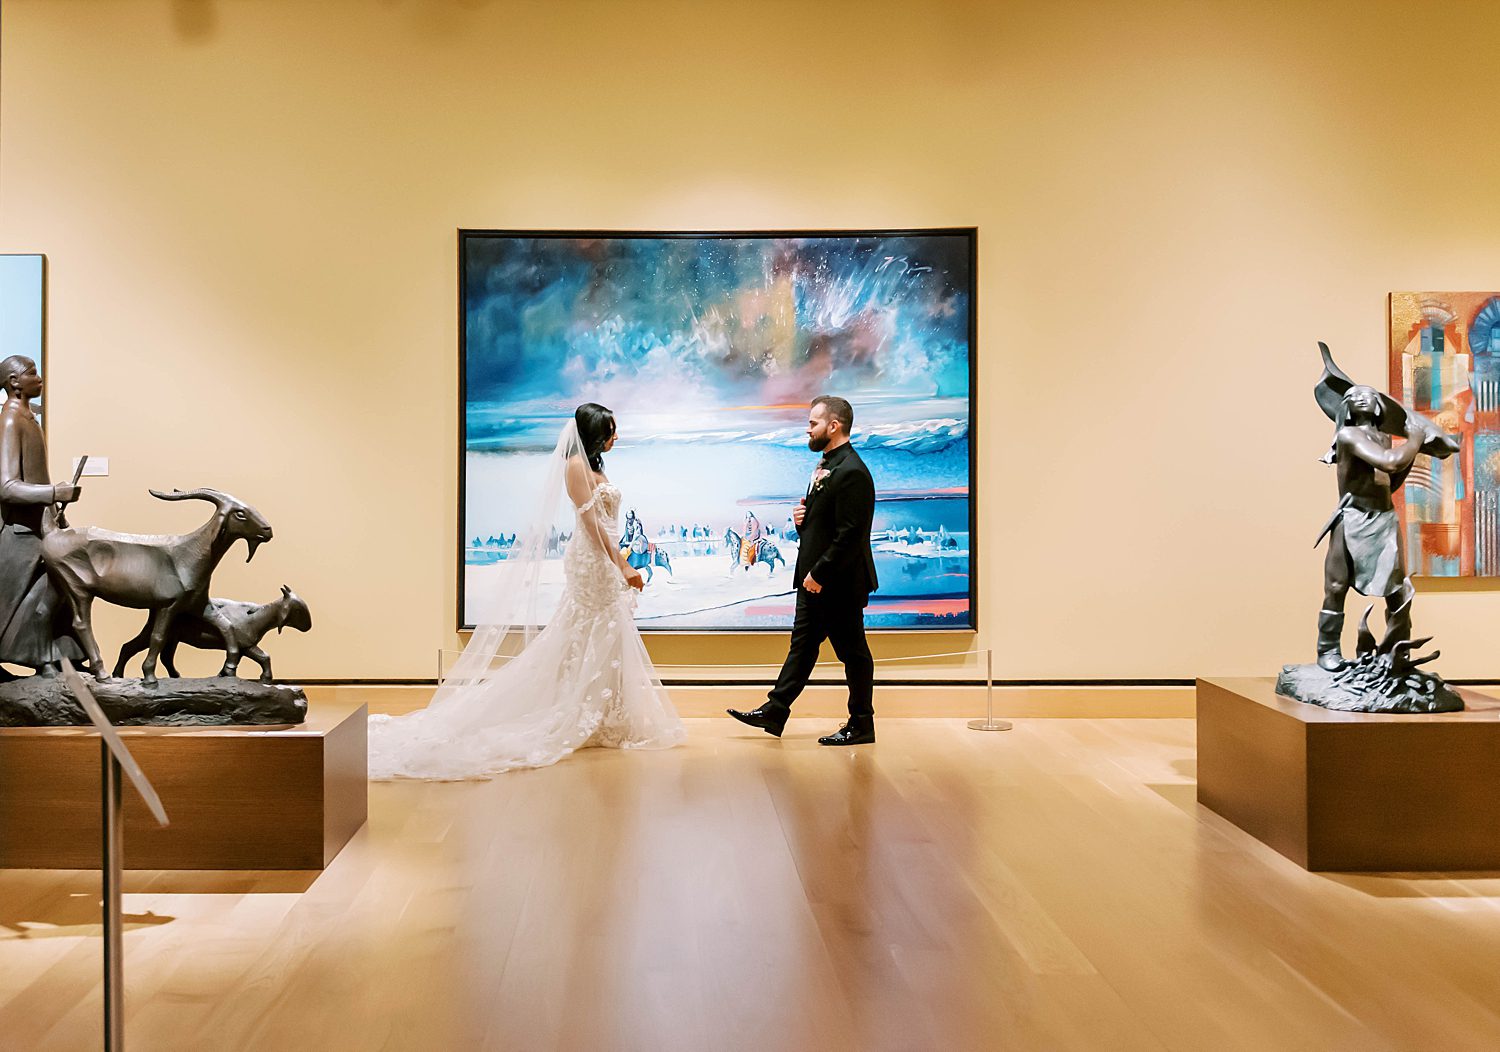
[729,395,878,745]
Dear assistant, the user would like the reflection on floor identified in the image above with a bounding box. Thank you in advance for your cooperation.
[3,718,1499,1050]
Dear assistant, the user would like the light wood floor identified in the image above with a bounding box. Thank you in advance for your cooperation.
[3,717,1500,1051]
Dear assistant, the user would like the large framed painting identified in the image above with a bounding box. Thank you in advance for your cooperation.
[460,229,977,631]
[1389,291,1500,576]
[0,254,46,427]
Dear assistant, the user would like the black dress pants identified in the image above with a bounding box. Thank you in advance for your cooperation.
[765,589,874,717]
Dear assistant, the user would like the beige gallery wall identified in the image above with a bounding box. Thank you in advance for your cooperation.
[3,0,1500,682]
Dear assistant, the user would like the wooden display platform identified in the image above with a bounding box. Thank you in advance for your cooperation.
[1196,677,1500,871]
[0,703,367,870]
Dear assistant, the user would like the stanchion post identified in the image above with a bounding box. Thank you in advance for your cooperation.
[60,658,169,1052]
[968,648,1012,732]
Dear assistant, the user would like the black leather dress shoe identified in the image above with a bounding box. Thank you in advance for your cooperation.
[818,716,875,746]
[727,704,790,737]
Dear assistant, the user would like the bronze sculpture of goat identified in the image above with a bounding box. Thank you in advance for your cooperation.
[114,585,311,682]
[40,488,273,684]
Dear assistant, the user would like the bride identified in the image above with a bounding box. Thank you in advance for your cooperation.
[368,403,686,780]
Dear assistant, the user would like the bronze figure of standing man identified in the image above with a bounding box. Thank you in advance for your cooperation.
[0,355,82,675]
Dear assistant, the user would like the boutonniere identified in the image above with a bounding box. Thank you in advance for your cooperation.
[810,467,833,494]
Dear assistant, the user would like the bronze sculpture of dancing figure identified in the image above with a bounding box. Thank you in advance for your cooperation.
[1278,343,1465,713]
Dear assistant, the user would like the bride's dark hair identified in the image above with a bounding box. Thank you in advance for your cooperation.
[574,403,616,473]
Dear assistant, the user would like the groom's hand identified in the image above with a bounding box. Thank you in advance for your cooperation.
[802,573,822,594]
[793,498,806,527]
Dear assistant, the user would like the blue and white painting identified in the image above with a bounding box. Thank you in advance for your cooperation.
[0,255,45,425]
[461,232,974,630]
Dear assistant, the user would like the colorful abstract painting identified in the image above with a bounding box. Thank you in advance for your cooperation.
[461,231,975,630]
[1389,291,1500,576]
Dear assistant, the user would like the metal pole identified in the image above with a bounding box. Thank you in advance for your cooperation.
[63,659,165,1052]
[968,648,1012,732]
[102,740,124,1051]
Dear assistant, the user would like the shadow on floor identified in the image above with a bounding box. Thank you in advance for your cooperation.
[1320,872,1500,897]
[1147,782,1199,815]
[1,892,175,940]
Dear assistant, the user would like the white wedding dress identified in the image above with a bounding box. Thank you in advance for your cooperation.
[369,467,685,780]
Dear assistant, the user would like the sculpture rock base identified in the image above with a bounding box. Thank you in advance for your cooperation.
[1276,662,1464,714]
[0,676,308,726]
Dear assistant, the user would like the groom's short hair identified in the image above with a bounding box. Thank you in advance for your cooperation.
[812,395,853,433]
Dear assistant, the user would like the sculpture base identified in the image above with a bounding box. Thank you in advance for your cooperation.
[1198,677,1500,870]
[1275,662,1463,714]
[0,675,307,726]
[0,703,366,869]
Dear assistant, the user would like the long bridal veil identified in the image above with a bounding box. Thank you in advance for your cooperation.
[368,419,684,780]
[443,420,590,694]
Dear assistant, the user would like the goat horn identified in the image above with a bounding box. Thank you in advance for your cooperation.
[149,487,228,507]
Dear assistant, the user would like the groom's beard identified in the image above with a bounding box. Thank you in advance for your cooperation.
[808,435,829,452]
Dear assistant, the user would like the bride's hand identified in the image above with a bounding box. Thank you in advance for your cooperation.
[624,567,645,591]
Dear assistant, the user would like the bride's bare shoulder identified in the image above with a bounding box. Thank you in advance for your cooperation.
[565,455,609,486]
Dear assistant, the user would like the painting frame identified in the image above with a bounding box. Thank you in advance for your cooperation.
[456,228,979,634]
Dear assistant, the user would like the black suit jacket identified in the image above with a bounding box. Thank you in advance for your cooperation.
[794,443,878,598]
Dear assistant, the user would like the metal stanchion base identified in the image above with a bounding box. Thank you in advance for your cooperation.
[967,718,1013,732]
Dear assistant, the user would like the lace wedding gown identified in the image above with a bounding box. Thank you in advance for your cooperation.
[368,481,685,780]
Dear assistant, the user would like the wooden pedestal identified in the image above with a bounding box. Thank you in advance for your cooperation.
[0,704,367,870]
[1197,677,1500,871]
